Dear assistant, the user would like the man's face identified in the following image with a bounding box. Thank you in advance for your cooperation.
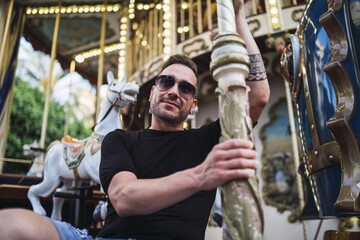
[149,64,198,126]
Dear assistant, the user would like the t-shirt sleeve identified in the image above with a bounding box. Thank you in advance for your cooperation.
[200,118,221,146]
[100,130,136,194]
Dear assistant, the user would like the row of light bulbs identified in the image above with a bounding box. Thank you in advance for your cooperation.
[25,3,172,16]
[25,1,195,16]
[269,0,281,30]
[26,4,121,15]
[74,43,125,63]
[118,15,128,79]
[162,0,173,60]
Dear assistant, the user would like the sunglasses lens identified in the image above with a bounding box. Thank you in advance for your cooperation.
[156,75,196,100]
[178,82,196,99]
[156,76,175,91]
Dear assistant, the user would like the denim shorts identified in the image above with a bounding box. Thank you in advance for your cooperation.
[49,218,132,240]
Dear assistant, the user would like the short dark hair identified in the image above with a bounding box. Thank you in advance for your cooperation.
[159,54,199,91]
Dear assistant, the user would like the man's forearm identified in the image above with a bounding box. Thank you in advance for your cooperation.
[235,10,269,122]
[235,10,259,55]
[109,138,258,217]
[108,168,201,216]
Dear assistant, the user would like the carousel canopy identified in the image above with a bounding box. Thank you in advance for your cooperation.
[14,0,153,85]
[12,0,300,88]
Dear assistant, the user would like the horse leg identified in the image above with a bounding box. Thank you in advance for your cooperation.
[51,179,83,221]
[27,176,61,216]
[28,143,62,216]
[51,182,68,220]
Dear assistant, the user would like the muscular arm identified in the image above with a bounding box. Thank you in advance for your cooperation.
[107,139,258,216]
[108,168,199,216]
[234,0,270,122]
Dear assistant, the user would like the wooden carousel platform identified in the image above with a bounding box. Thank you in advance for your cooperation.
[0,174,47,210]
[0,173,105,230]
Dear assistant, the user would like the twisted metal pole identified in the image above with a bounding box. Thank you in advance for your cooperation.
[210,1,263,239]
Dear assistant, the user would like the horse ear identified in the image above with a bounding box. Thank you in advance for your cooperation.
[107,71,115,85]
[120,75,127,83]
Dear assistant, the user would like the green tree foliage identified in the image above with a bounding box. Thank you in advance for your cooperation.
[4,78,91,174]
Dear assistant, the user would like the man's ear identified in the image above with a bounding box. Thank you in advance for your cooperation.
[190,99,198,114]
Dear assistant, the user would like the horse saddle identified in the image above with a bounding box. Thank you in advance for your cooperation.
[62,135,87,169]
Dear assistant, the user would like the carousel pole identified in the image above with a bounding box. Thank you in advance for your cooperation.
[210,1,263,239]
[63,60,76,136]
[0,0,14,82]
[39,0,61,153]
[0,0,15,171]
[95,0,107,120]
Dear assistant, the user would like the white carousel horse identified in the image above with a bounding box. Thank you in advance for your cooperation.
[27,72,139,220]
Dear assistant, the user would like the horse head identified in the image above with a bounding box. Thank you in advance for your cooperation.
[106,71,139,108]
[23,141,43,157]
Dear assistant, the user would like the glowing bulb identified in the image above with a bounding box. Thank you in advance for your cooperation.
[75,55,85,63]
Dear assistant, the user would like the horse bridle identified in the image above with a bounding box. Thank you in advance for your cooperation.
[91,81,124,131]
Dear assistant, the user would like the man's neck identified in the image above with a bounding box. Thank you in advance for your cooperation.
[149,117,184,131]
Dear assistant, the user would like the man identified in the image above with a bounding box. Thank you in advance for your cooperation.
[0,0,269,239]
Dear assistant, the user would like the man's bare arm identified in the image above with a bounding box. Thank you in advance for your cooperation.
[107,139,258,216]
[234,0,270,122]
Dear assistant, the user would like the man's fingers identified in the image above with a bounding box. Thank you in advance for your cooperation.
[215,138,254,150]
[226,168,256,180]
[220,158,258,169]
[222,148,257,161]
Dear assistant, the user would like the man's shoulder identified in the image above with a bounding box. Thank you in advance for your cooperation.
[104,128,144,143]
[198,118,220,131]
[111,128,144,135]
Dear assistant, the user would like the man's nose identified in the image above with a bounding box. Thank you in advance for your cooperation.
[166,83,181,97]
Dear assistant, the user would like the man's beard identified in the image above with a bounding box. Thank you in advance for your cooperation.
[150,100,188,125]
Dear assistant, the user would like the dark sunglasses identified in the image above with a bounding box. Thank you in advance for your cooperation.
[155,75,197,100]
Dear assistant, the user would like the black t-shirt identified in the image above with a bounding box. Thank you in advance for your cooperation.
[99,120,221,239]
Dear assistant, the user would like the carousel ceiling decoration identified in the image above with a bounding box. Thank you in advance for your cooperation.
[16,0,163,85]
[14,0,308,87]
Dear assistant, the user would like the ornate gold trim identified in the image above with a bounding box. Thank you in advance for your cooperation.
[324,230,360,240]
[248,19,260,33]
[306,141,340,174]
[328,0,344,11]
[324,61,360,212]
[182,38,209,56]
[279,27,303,102]
[319,9,347,62]
[291,9,305,22]
[320,0,360,212]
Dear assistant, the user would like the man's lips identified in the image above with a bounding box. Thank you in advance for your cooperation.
[161,99,180,108]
